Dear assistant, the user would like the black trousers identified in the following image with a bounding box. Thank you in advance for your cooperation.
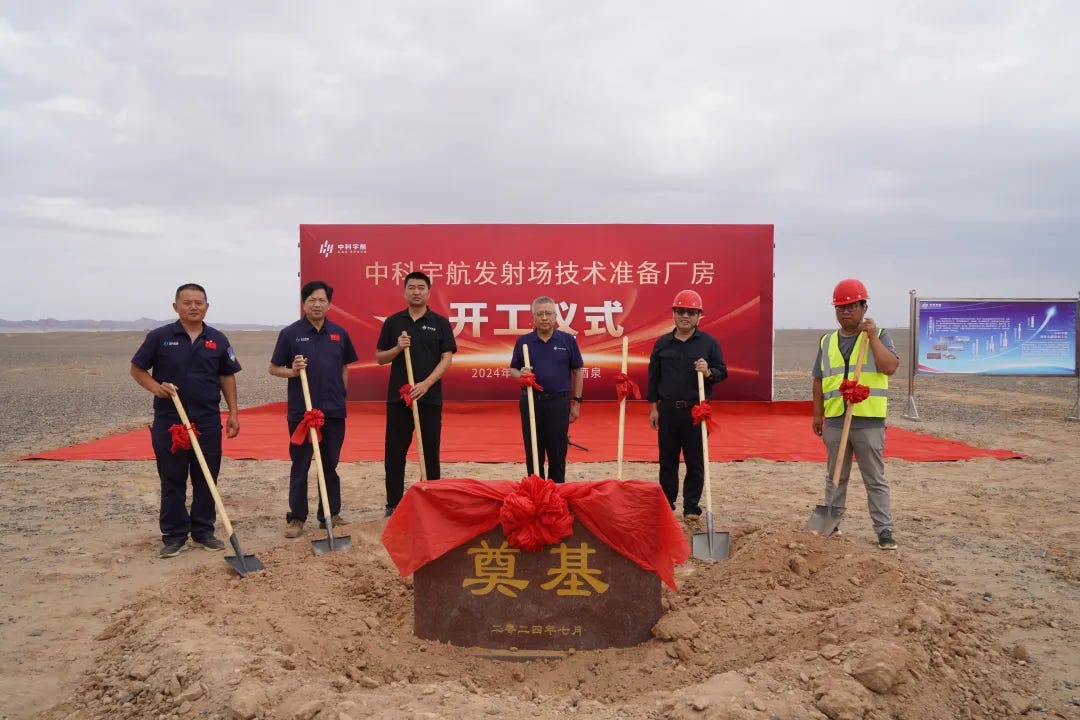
[384,401,443,508]
[519,392,571,483]
[151,416,221,546]
[657,402,704,513]
[286,416,345,522]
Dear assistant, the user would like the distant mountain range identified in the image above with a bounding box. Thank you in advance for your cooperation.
[0,318,279,332]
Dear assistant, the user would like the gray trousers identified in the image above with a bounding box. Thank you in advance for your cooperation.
[822,425,894,535]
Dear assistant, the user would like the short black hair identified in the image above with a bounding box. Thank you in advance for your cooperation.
[175,283,207,300]
[301,280,334,303]
[404,271,431,288]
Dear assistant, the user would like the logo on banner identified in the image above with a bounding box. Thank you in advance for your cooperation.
[319,241,334,258]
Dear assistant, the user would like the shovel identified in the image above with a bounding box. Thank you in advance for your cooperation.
[691,371,730,561]
[521,345,541,477]
[616,335,629,480]
[804,330,869,535]
[169,392,264,576]
[403,342,427,482]
[299,367,352,554]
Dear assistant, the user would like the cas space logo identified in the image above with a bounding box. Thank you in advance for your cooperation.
[319,241,334,258]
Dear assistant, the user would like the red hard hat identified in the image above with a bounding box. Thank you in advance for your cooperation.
[672,289,703,312]
[832,278,869,306]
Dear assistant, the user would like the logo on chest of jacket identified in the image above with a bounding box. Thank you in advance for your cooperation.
[330,333,341,341]
[204,340,218,350]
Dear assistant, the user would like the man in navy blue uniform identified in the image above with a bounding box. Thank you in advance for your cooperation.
[269,280,359,538]
[130,283,241,558]
[647,289,727,517]
[376,271,456,516]
[509,296,584,484]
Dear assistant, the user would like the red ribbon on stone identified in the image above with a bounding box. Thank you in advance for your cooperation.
[499,474,575,552]
[691,401,719,435]
[169,423,197,453]
[518,373,544,392]
[399,384,413,407]
[290,408,325,445]
[839,379,870,404]
[613,372,641,401]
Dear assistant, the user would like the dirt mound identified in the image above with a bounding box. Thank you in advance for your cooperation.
[38,523,1036,720]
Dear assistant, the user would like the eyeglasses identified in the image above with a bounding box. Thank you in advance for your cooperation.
[673,308,700,316]
[534,311,556,318]
[835,303,862,314]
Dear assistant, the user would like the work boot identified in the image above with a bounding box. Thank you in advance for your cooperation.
[284,519,305,539]
[319,515,346,529]
[383,505,396,518]
[877,530,898,550]
[192,534,226,551]
[159,542,186,558]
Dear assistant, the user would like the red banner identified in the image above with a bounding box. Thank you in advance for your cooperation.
[298,224,773,401]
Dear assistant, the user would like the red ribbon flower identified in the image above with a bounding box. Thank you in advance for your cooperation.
[613,372,641,401]
[518,373,544,392]
[691,401,719,435]
[839,379,870,404]
[290,408,325,445]
[168,423,197,453]
[499,474,575,552]
[399,384,413,407]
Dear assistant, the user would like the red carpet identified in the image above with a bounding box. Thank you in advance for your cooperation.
[25,401,1022,463]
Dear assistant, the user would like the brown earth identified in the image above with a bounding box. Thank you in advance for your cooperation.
[0,329,1077,720]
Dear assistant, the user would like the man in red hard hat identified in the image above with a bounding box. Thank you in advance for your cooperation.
[647,289,727,518]
[812,279,900,549]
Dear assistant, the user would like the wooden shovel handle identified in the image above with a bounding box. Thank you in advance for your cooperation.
[522,345,540,476]
[298,367,334,523]
[616,335,628,481]
[169,392,235,537]
[403,346,427,481]
[829,331,871,488]
[697,371,713,514]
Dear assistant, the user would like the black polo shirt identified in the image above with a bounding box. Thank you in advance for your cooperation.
[131,321,241,422]
[647,328,727,402]
[271,317,359,421]
[510,329,584,393]
[377,308,457,406]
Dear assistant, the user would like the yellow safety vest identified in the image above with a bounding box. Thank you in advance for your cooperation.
[820,330,888,418]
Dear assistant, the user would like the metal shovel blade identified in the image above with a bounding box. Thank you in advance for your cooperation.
[804,505,845,536]
[691,512,730,561]
[312,521,352,555]
[225,534,265,576]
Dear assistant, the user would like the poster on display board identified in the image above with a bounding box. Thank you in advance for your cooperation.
[298,224,775,401]
[916,299,1078,376]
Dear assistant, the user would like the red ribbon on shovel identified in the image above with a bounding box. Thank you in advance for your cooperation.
[839,379,870,404]
[518,373,544,392]
[290,408,325,445]
[691,401,719,435]
[398,384,413,407]
[613,372,641,401]
[168,423,198,453]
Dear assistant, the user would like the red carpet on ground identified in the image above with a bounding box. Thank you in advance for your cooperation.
[25,401,1022,463]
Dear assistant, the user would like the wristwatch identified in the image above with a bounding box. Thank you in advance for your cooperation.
[573,396,583,403]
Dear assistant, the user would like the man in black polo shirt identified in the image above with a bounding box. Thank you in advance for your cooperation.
[269,280,359,538]
[376,271,456,516]
[509,296,584,484]
[130,283,241,558]
[647,289,727,517]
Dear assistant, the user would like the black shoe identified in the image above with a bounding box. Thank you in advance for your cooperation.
[878,530,898,550]
[383,505,396,518]
[159,542,186,558]
[683,506,702,519]
[192,534,226,551]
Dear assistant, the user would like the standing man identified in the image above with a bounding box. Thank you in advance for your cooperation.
[376,271,456,517]
[509,296,584,484]
[647,290,727,518]
[812,278,900,550]
[130,283,241,558]
[269,280,358,538]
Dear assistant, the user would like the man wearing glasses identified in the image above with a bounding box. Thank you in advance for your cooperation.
[269,280,359,538]
[510,296,584,483]
[647,290,727,518]
[811,278,900,550]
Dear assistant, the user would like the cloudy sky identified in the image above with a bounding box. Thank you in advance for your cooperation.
[2,1,1078,329]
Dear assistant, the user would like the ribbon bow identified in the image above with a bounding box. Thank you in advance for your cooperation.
[518,373,544,392]
[839,379,871,404]
[613,372,641,401]
[168,423,198,453]
[290,408,325,445]
[691,401,719,435]
[399,384,414,407]
[499,474,575,552]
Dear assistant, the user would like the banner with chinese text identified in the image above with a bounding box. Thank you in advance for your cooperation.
[299,224,774,401]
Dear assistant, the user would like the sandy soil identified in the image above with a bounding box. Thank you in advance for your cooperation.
[0,329,1077,720]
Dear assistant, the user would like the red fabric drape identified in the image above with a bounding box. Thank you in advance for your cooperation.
[518,374,544,392]
[381,478,690,590]
[691,401,718,435]
[289,408,325,445]
[613,372,641,401]
[168,423,196,453]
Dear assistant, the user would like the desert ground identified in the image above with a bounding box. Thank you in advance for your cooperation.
[0,329,1077,720]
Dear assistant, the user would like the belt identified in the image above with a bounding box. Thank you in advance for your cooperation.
[659,399,695,408]
[526,390,569,400]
